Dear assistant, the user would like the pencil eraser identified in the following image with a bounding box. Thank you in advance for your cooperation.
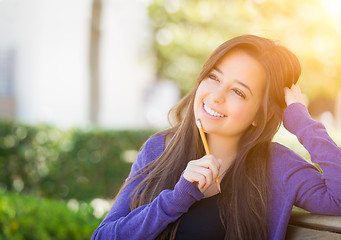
[196,119,202,128]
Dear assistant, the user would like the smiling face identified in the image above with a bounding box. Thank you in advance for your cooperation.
[193,48,267,140]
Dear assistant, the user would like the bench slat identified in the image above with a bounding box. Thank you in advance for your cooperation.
[289,212,341,233]
[286,225,341,240]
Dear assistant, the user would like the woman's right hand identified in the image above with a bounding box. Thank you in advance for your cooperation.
[183,155,222,193]
[284,84,306,107]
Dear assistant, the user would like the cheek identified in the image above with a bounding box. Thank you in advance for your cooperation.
[194,83,207,105]
[193,90,201,108]
[230,103,256,123]
[193,86,204,115]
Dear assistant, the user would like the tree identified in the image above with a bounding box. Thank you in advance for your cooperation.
[89,0,102,124]
[147,0,341,100]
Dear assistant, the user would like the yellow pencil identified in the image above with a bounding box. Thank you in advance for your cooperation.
[196,118,221,193]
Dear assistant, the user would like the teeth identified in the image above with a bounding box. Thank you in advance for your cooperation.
[204,103,225,117]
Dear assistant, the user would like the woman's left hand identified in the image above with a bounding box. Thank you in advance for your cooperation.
[284,84,306,107]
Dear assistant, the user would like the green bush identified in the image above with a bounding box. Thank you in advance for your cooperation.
[0,188,102,240]
[1,119,338,201]
[0,119,156,201]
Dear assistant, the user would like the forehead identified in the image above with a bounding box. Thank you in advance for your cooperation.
[214,49,267,95]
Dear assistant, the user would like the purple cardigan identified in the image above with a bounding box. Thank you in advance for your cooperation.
[91,103,341,240]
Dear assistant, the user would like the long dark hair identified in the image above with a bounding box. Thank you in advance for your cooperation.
[127,35,301,239]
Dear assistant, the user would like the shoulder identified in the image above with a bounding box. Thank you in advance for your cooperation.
[270,142,307,167]
[270,142,307,179]
[165,132,174,147]
[128,132,167,178]
[271,142,296,157]
[140,132,167,163]
[132,131,176,174]
[269,142,302,190]
[270,142,318,184]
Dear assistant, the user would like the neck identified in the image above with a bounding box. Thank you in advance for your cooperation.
[206,133,239,171]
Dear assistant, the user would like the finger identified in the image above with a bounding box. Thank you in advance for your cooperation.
[210,155,222,168]
[184,162,217,192]
[188,172,206,190]
[294,84,302,94]
[194,155,220,169]
[284,85,295,105]
[185,156,221,187]
[291,84,304,100]
[292,84,302,93]
[190,165,213,188]
[191,163,218,183]
[283,86,290,93]
[183,164,207,185]
[198,155,220,179]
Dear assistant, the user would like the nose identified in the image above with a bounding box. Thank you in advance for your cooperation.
[211,87,226,104]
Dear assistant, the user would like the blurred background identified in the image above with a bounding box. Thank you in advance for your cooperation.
[0,0,340,239]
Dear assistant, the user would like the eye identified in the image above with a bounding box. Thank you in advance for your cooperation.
[233,89,246,99]
[208,73,219,82]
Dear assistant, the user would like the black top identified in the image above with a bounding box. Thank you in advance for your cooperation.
[170,194,226,240]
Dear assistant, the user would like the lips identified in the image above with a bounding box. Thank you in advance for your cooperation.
[202,102,226,118]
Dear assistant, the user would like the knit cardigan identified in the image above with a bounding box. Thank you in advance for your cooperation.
[91,103,341,240]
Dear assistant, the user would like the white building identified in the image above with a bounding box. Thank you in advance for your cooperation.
[0,0,179,129]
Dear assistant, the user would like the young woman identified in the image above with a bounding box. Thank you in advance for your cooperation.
[91,35,341,240]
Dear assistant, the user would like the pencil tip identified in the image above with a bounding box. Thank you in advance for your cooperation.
[217,181,221,193]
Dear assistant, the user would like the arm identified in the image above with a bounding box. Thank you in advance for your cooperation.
[282,102,341,215]
[91,135,204,240]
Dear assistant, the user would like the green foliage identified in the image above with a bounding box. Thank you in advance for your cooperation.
[148,0,341,99]
[0,119,156,201]
[292,205,310,214]
[0,188,101,240]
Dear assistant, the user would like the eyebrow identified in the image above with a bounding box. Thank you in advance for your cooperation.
[213,67,253,96]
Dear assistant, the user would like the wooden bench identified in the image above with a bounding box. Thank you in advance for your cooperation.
[286,210,341,239]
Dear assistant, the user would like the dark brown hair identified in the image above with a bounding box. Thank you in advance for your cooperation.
[127,35,301,239]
